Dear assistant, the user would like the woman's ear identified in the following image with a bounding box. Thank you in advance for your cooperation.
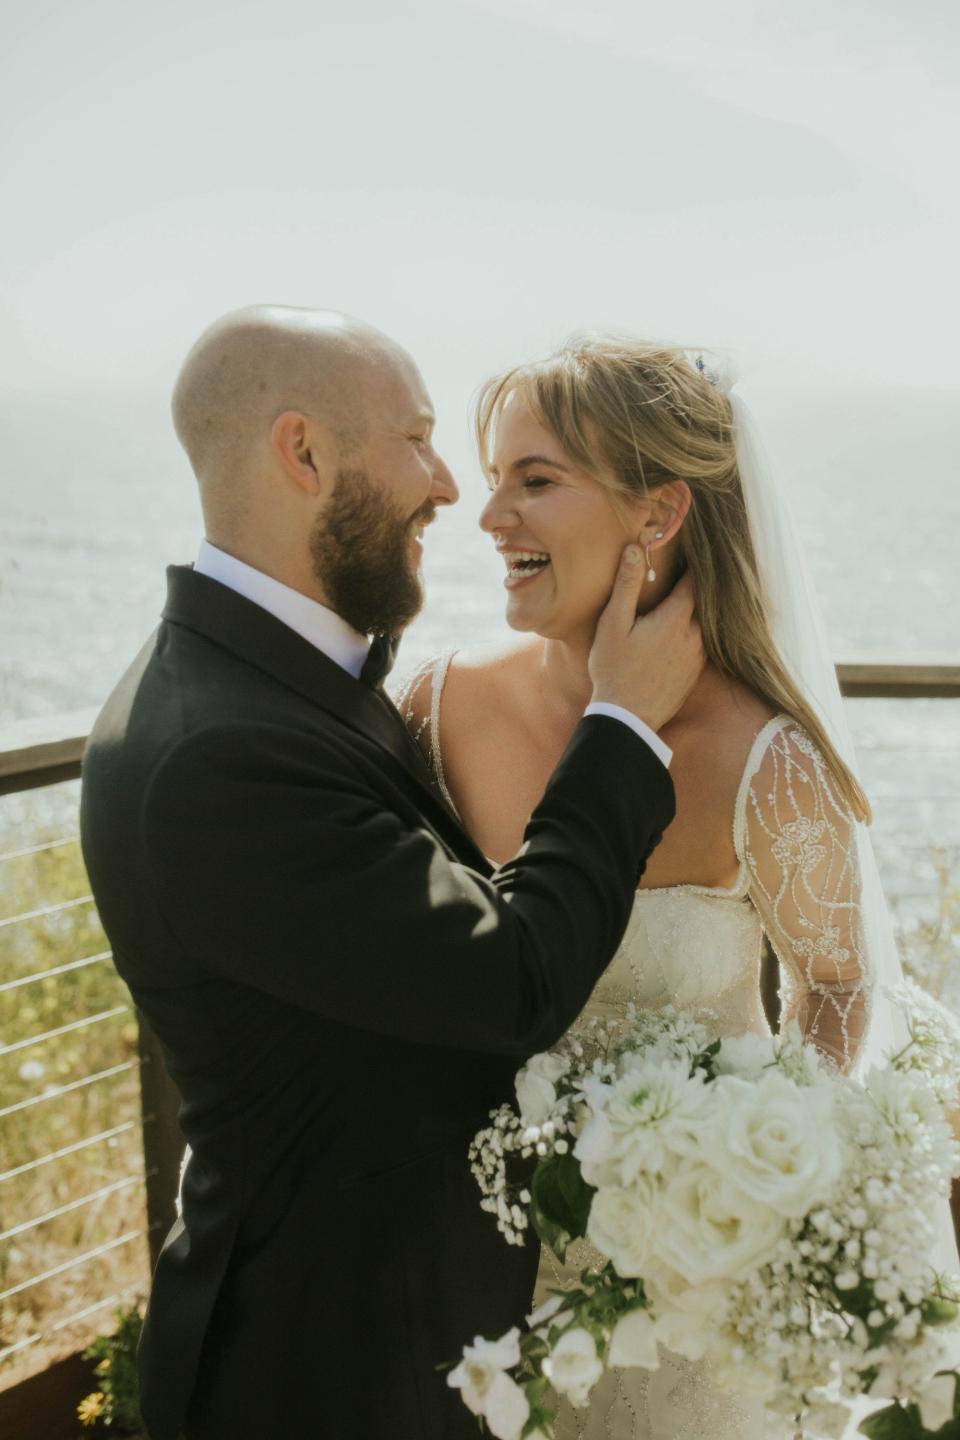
[638,480,691,547]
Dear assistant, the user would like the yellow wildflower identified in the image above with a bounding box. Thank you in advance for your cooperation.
[77,1391,107,1427]
[95,1356,112,1374]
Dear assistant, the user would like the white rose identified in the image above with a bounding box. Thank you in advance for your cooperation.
[586,1180,658,1277]
[651,1163,785,1285]
[917,1372,957,1432]
[484,1371,530,1440]
[702,1071,841,1218]
[448,1328,521,1415]
[608,1308,659,1370]
[574,1060,708,1187]
[542,1327,603,1408]
[515,1052,570,1125]
[644,1261,727,1361]
[714,1031,776,1079]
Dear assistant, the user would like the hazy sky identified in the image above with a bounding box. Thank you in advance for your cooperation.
[2,0,957,399]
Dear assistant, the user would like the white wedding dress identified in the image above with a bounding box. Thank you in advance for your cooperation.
[398,651,874,1440]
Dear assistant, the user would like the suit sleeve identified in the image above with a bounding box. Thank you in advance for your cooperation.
[142,715,675,1057]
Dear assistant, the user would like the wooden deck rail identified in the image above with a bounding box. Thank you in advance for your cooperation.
[2,656,959,799]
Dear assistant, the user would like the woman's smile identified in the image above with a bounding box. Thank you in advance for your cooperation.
[499,546,553,589]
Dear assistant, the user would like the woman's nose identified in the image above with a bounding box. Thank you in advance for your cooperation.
[479,486,516,535]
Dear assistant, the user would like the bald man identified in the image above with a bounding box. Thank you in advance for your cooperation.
[80,306,701,1440]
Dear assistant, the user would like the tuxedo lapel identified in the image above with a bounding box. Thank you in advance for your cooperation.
[161,566,483,866]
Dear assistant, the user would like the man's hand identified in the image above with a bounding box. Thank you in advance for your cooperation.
[588,546,704,732]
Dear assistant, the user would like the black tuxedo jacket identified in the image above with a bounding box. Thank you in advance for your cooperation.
[79,565,675,1440]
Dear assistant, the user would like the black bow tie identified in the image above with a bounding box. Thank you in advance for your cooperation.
[360,632,399,690]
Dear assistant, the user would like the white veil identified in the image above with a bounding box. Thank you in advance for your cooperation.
[698,359,958,1271]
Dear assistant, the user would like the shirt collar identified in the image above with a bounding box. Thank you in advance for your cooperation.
[195,540,371,680]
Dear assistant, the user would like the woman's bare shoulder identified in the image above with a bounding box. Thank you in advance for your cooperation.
[441,637,540,729]
[666,670,780,795]
[446,636,540,688]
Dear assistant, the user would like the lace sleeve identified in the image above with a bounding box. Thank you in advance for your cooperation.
[741,722,874,1071]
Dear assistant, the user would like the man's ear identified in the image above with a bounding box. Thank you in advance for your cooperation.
[270,411,336,497]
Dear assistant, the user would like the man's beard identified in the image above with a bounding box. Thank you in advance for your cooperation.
[309,466,433,636]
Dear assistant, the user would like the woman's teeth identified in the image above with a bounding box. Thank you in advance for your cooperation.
[503,549,551,580]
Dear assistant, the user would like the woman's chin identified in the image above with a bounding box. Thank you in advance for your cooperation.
[504,612,536,634]
[503,599,598,643]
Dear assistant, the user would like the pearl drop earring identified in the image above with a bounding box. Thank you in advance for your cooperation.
[645,531,664,582]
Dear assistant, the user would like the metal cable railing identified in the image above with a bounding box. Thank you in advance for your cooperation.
[0,894,94,930]
[0,1006,130,1060]
[0,1170,153,1243]
[0,835,80,864]
[0,1282,145,1366]
[0,949,113,993]
[0,1118,147,1185]
[0,1059,141,1121]
[0,1226,156,1305]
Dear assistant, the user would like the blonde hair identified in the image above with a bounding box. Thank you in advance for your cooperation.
[475,334,871,824]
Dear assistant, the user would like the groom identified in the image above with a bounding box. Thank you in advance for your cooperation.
[80,306,702,1439]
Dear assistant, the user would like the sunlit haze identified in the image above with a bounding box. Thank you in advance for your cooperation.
[3,0,957,399]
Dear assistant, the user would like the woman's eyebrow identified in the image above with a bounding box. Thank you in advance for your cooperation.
[488,454,571,478]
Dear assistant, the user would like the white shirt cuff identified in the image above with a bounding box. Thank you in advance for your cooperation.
[583,703,673,769]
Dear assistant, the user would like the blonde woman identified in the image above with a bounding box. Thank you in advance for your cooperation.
[396,336,955,1438]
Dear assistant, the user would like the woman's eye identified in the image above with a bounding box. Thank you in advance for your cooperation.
[523,476,552,490]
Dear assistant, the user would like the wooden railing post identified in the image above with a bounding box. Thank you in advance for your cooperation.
[136,1011,184,1272]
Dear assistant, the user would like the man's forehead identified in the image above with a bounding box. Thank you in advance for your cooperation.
[373,351,434,422]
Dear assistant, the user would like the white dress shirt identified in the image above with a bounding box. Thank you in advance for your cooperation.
[194,541,671,768]
[195,541,371,679]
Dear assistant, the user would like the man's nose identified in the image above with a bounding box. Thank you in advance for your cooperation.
[431,454,459,506]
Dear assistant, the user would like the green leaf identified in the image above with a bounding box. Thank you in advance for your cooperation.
[691,1038,722,1076]
[522,1402,558,1438]
[530,1191,573,1263]
[523,1331,551,1356]
[858,1401,925,1439]
[531,1153,594,1261]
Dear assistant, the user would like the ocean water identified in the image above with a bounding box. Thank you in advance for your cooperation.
[1,381,958,903]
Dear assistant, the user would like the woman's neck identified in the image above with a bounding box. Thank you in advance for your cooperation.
[533,628,724,740]
[536,633,596,726]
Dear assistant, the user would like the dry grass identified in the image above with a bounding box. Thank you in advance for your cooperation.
[0,789,154,1391]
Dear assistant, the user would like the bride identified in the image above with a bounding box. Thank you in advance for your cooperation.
[397,336,958,1438]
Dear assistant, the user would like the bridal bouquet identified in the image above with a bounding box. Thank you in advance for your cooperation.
[450,985,960,1440]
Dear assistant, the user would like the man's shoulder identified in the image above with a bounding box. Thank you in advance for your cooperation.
[86,620,347,783]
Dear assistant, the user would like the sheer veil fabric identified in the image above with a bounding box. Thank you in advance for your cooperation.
[722,373,959,1273]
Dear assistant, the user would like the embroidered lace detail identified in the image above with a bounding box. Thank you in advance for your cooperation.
[740,723,873,1072]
